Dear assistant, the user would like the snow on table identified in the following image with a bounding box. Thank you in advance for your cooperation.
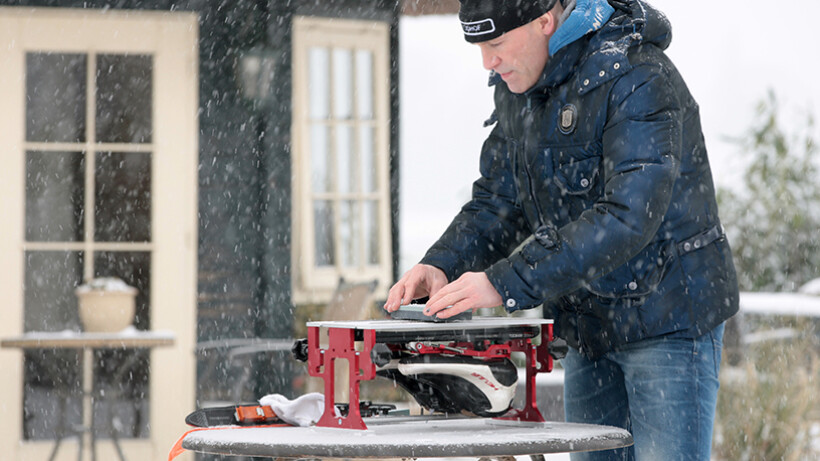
[182,417,632,458]
[0,328,176,349]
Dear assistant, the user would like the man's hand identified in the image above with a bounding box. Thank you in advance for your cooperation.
[424,272,503,319]
[383,264,448,312]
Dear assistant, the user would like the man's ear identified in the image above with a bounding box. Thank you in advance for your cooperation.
[538,11,559,36]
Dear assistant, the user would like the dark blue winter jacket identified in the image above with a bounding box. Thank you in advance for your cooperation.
[420,0,739,358]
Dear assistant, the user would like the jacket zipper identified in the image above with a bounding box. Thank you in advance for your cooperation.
[521,95,547,229]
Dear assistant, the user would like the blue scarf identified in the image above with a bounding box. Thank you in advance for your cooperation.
[550,0,615,56]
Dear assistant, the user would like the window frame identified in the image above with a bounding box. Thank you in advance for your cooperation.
[291,16,392,304]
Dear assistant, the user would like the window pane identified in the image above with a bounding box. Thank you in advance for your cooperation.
[332,48,353,119]
[308,47,329,119]
[94,152,152,242]
[25,151,85,242]
[92,251,151,438]
[355,50,373,120]
[314,200,335,267]
[26,53,87,143]
[359,126,377,193]
[24,251,84,332]
[310,124,331,194]
[340,200,360,267]
[92,349,149,438]
[23,250,85,440]
[24,349,82,440]
[364,200,380,265]
[96,54,153,143]
[336,125,354,194]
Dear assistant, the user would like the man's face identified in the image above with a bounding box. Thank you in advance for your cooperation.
[476,17,551,94]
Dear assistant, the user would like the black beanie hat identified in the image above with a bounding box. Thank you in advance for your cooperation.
[459,0,559,43]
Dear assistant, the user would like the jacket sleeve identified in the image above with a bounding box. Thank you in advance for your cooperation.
[420,124,529,281]
[485,62,683,311]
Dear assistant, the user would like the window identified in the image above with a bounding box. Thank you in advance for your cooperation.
[0,8,198,460]
[292,17,392,303]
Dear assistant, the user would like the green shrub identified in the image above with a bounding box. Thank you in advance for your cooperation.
[714,323,819,460]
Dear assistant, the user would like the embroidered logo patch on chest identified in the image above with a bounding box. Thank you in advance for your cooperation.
[559,104,577,135]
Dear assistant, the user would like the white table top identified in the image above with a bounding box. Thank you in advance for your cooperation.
[306,317,552,343]
[182,416,632,458]
[1,328,175,349]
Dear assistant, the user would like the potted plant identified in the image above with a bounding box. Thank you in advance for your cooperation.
[75,277,137,332]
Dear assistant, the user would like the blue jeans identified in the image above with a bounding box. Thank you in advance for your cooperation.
[562,323,724,461]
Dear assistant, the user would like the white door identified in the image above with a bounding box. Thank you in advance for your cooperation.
[0,8,199,461]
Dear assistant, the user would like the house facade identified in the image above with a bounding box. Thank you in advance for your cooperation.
[0,1,431,459]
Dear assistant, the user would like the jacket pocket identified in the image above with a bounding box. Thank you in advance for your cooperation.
[554,155,600,195]
[586,239,676,300]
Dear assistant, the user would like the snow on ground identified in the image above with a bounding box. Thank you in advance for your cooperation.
[800,278,820,296]
[740,291,820,318]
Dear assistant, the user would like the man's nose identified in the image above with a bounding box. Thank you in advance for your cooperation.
[481,49,500,71]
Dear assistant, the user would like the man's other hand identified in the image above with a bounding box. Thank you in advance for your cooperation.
[424,272,503,319]
[383,264,448,313]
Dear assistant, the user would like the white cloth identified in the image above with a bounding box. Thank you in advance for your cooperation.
[258,392,332,427]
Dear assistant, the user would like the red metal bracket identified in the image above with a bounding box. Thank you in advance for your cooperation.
[499,323,554,423]
[307,325,376,429]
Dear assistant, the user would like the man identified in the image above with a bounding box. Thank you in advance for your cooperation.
[384,0,739,459]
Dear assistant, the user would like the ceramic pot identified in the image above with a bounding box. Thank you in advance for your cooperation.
[76,278,137,332]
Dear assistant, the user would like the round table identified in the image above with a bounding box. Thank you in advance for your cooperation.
[182,416,633,458]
